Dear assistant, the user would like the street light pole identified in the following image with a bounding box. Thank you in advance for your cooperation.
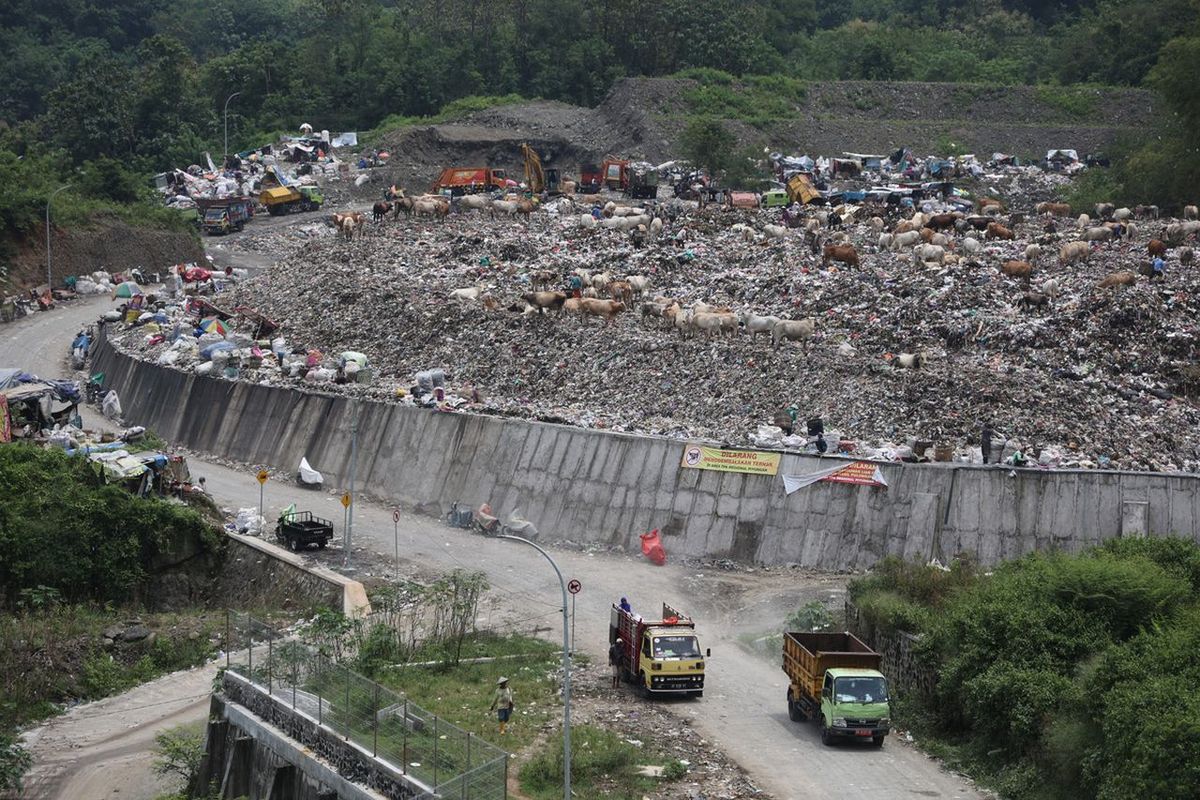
[497,533,571,800]
[45,183,73,291]
[223,91,242,165]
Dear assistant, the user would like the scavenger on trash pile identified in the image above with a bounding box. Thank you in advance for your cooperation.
[108,165,1200,473]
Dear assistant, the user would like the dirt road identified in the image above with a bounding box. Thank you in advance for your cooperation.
[3,245,984,800]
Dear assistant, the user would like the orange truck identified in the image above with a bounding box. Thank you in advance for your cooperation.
[610,602,708,697]
[430,167,508,195]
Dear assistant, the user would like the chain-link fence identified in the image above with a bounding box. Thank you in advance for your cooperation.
[224,611,508,800]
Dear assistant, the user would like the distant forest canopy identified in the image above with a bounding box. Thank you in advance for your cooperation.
[0,0,1198,208]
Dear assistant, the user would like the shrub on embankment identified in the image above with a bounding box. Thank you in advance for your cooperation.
[849,539,1200,800]
[0,444,221,608]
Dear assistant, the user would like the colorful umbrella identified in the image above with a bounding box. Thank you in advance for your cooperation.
[199,317,229,336]
[113,281,143,298]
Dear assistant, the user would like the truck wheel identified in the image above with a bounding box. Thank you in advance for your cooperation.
[317,541,327,549]
[872,736,884,747]
[638,673,650,698]
[288,538,299,552]
[787,691,802,722]
[819,720,833,746]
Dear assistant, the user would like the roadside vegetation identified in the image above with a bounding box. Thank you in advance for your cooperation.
[849,539,1200,800]
[0,445,226,793]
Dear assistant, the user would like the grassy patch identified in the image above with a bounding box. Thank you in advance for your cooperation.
[672,69,806,127]
[375,633,560,751]
[0,607,221,731]
[1034,85,1097,120]
[365,94,529,143]
[519,724,680,800]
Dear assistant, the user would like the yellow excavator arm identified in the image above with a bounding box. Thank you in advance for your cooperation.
[521,143,545,193]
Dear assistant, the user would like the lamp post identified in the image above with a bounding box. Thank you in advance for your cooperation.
[46,183,73,291]
[497,533,570,800]
[223,91,242,165]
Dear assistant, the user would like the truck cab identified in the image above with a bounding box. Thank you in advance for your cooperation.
[611,602,708,697]
[819,668,890,745]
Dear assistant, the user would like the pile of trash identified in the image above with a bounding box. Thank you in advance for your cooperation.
[109,183,1200,473]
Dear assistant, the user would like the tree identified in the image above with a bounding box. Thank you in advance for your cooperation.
[44,57,136,162]
[153,725,205,790]
[680,117,736,177]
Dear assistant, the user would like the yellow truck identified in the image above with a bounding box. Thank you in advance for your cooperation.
[258,169,324,215]
[610,602,708,697]
[783,631,891,746]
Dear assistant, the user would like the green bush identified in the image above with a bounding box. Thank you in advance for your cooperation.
[519,724,661,800]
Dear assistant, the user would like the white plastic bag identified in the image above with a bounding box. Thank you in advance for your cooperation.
[298,457,323,486]
[101,390,122,420]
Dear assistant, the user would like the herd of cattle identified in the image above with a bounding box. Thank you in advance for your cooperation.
[336,188,1200,363]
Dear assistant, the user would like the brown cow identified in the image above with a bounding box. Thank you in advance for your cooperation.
[986,222,1015,241]
[822,243,859,267]
[1036,202,1072,217]
[926,213,958,231]
[579,298,625,323]
[372,201,391,223]
[978,197,1005,213]
[1097,271,1138,289]
[522,291,568,313]
[1148,239,1168,257]
[1001,260,1034,280]
[607,280,633,305]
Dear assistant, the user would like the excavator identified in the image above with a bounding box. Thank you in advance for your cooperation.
[521,143,560,194]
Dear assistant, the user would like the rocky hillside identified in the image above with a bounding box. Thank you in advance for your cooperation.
[378,77,1155,188]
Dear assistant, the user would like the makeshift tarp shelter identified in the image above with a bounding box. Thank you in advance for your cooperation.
[843,153,887,171]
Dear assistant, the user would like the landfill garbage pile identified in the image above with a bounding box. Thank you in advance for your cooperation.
[109,190,1200,473]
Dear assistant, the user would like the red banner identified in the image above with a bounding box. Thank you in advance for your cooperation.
[822,461,887,486]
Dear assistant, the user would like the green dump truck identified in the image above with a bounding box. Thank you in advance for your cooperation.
[782,631,890,747]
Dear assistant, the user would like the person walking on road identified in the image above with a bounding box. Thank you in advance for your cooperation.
[609,638,623,688]
[490,677,514,735]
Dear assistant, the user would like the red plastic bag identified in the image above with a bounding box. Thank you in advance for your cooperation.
[640,529,667,566]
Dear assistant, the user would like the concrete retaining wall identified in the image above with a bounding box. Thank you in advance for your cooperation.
[94,335,1200,569]
[218,534,371,618]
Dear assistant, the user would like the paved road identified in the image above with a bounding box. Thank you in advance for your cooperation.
[3,260,983,800]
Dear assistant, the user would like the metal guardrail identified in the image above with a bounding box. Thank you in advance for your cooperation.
[225,611,508,800]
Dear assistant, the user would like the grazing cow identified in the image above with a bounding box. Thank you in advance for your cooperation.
[1017,292,1050,311]
[450,286,482,302]
[393,196,414,218]
[1025,244,1042,262]
[739,311,781,341]
[640,300,673,326]
[591,272,612,292]
[339,215,358,241]
[689,311,738,339]
[926,213,958,231]
[962,237,982,255]
[891,230,922,251]
[869,216,886,232]
[1041,278,1060,298]
[578,213,597,229]
[1148,239,1168,257]
[986,222,1015,241]
[978,198,1005,215]
[1180,247,1194,266]
[1001,260,1034,280]
[1184,205,1198,220]
[459,194,492,213]
[763,224,788,239]
[1083,226,1114,242]
[1036,202,1072,217]
[626,275,650,296]
[413,198,449,219]
[650,217,664,238]
[530,270,558,290]
[878,233,895,250]
[522,291,568,313]
[563,297,583,313]
[373,201,392,223]
[913,244,946,265]
[1059,241,1091,265]
[893,220,917,235]
[579,298,625,323]
[1113,207,1133,221]
[1134,204,1160,219]
[607,280,633,305]
[693,301,734,315]
[1094,203,1116,220]
[771,318,816,351]
[1097,271,1138,289]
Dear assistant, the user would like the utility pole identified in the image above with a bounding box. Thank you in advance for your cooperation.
[497,533,570,800]
[343,401,359,570]
[46,184,73,291]
[223,91,242,166]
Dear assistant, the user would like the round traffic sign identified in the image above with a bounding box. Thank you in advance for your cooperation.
[393,508,401,523]
[567,579,582,595]
[256,469,269,484]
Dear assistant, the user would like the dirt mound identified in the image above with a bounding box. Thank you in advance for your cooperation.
[4,219,204,291]
[373,77,1153,191]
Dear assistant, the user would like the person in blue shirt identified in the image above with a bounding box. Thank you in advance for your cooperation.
[1151,256,1166,280]
[619,597,632,614]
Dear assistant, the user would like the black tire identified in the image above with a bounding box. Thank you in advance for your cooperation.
[787,691,802,722]
[638,673,650,698]
[820,719,833,746]
[236,221,245,232]
[317,540,327,549]
[692,690,703,699]
[288,538,299,552]
[872,735,885,747]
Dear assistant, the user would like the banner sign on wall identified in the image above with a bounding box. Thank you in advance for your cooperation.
[680,445,781,476]
[782,461,888,494]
